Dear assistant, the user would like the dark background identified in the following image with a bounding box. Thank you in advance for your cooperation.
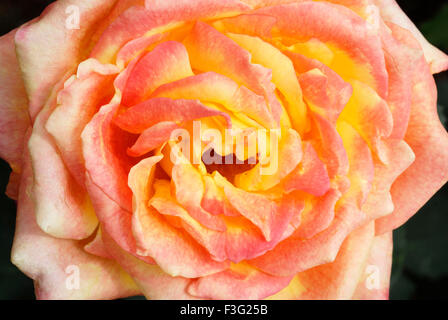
[0,0,447,300]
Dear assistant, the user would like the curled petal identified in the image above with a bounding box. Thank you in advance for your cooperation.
[376,54,448,234]
[309,112,349,178]
[15,0,116,117]
[294,187,341,239]
[0,30,30,199]
[201,175,241,217]
[172,163,227,232]
[152,178,303,263]
[281,142,330,196]
[121,41,194,106]
[227,33,307,132]
[337,121,375,208]
[127,121,180,157]
[352,231,392,300]
[30,103,98,240]
[84,228,114,260]
[235,128,303,191]
[82,103,139,212]
[256,1,388,99]
[183,21,282,123]
[152,72,275,128]
[298,68,352,124]
[12,152,140,300]
[102,230,195,300]
[362,140,415,221]
[92,0,250,63]
[373,0,448,74]
[46,59,118,187]
[339,80,393,162]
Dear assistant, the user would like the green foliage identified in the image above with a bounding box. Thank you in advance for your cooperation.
[421,4,448,51]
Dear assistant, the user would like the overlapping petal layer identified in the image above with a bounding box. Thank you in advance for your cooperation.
[0,0,447,300]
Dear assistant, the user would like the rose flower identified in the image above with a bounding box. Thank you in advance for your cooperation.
[0,0,447,300]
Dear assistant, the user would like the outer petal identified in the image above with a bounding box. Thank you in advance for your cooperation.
[0,30,30,199]
[11,151,140,300]
[298,67,352,125]
[353,231,393,300]
[376,50,448,234]
[29,95,98,240]
[268,222,375,300]
[373,0,448,74]
[14,0,117,118]
[362,140,414,221]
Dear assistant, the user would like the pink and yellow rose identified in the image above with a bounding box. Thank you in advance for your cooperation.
[1,0,448,300]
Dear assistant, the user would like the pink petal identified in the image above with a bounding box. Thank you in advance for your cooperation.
[249,200,366,277]
[82,103,138,212]
[189,264,293,300]
[362,140,415,221]
[127,121,180,157]
[282,142,330,196]
[172,163,227,232]
[376,49,448,234]
[256,1,388,99]
[91,0,250,63]
[268,222,376,299]
[374,0,448,74]
[129,157,229,278]
[115,97,230,134]
[14,0,116,118]
[46,59,118,187]
[11,151,140,300]
[183,21,282,123]
[0,30,30,199]
[29,100,98,239]
[151,72,275,128]
[121,41,194,107]
[352,231,393,300]
[102,230,195,300]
